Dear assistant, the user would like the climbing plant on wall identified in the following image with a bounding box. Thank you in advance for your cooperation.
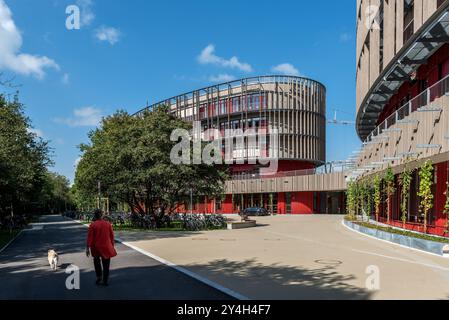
[384,167,396,223]
[346,181,357,219]
[359,179,372,221]
[366,181,373,220]
[418,160,434,233]
[444,182,449,234]
[399,166,413,228]
[373,175,382,222]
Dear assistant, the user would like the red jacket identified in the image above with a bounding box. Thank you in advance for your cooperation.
[87,220,117,259]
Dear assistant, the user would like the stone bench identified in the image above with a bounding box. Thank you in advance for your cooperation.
[227,220,257,230]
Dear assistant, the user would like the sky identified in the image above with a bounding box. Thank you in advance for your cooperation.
[0,0,361,183]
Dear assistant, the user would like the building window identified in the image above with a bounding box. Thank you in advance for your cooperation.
[403,0,414,44]
[379,0,384,73]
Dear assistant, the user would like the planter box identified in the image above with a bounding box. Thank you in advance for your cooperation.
[344,220,447,257]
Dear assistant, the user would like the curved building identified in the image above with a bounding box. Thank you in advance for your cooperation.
[355,0,449,235]
[137,76,326,173]
[136,76,347,215]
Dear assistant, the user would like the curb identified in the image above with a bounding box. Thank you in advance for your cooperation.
[71,217,249,300]
[342,219,448,258]
[0,230,23,255]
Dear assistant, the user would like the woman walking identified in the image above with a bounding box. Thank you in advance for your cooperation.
[86,210,117,286]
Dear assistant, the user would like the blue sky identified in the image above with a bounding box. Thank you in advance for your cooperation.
[0,0,360,183]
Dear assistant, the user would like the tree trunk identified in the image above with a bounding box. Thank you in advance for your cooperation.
[387,196,390,223]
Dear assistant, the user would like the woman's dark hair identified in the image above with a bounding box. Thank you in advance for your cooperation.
[93,209,103,221]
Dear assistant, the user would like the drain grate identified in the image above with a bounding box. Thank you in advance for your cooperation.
[314,259,343,266]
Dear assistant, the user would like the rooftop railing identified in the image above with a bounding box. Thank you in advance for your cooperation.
[231,162,353,181]
[134,75,324,116]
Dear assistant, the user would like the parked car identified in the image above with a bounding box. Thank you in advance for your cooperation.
[242,207,270,217]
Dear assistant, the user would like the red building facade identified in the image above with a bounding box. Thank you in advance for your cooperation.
[135,76,346,215]
[355,0,449,236]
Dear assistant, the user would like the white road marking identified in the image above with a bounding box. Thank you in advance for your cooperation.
[351,249,449,272]
[0,231,23,254]
[119,240,249,301]
[257,223,449,272]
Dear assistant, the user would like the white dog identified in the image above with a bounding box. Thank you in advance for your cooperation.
[47,250,59,271]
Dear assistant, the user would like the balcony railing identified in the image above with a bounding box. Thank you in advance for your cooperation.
[231,162,352,181]
[364,73,449,144]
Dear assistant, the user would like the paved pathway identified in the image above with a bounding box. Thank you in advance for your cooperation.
[0,216,232,300]
[117,215,449,300]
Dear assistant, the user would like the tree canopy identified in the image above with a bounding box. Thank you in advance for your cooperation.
[73,106,228,221]
[0,94,53,216]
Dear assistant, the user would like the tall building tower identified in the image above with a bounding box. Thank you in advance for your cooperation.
[355,0,449,235]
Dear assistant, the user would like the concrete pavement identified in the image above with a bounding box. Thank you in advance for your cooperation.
[117,215,449,300]
[0,215,232,300]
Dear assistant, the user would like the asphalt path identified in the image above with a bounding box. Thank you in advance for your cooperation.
[0,215,232,300]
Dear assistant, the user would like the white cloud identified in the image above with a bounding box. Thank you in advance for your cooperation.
[76,0,95,27]
[209,74,236,83]
[0,0,59,79]
[340,32,351,43]
[94,26,121,45]
[62,73,70,84]
[198,44,253,72]
[271,63,300,76]
[27,128,44,138]
[54,107,103,127]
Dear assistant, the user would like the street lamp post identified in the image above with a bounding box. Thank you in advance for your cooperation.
[97,181,101,210]
[190,188,193,215]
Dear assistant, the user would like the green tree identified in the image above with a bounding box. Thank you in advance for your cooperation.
[418,160,434,233]
[384,167,396,223]
[0,94,51,218]
[38,172,73,214]
[399,166,413,228]
[74,106,228,225]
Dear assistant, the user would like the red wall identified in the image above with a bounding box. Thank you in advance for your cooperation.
[291,192,314,215]
[276,161,316,172]
[435,162,449,229]
[221,195,233,214]
[278,193,286,215]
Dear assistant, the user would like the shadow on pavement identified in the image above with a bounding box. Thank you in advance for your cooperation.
[185,258,373,300]
[115,230,203,243]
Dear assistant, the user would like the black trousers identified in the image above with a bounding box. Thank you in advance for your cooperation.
[93,257,111,284]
